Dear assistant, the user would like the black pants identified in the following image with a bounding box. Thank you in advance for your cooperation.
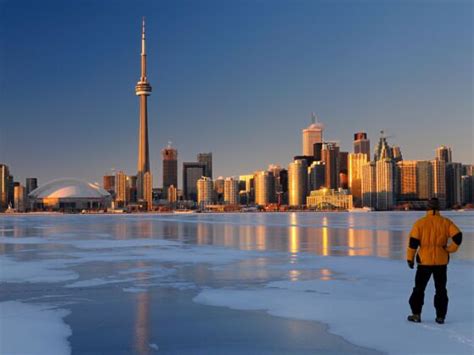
[409,265,448,318]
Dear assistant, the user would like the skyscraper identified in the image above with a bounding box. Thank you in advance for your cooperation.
[361,161,377,208]
[374,131,393,161]
[224,177,240,205]
[197,153,213,179]
[254,171,275,206]
[436,145,452,163]
[103,175,115,196]
[143,171,153,211]
[183,162,205,202]
[162,144,178,195]
[115,171,128,207]
[416,161,432,200]
[302,113,324,156]
[197,177,214,207]
[135,18,152,201]
[397,161,418,201]
[353,132,370,157]
[431,159,446,209]
[348,153,368,207]
[213,177,225,203]
[25,178,38,195]
[14,182,26,212]
[308,161,326,191]
[321,142,340,189]
[339,151,349,189]
[446,162,462,207]
[392,146,403,162]
[376,158,395,210]
[0,164,10,210]
[288,159,308,206]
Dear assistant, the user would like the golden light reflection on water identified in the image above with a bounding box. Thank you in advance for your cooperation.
[320,268,332,281]
[289,269,301,281]
[288,213,300,255]
[133,261,151,355]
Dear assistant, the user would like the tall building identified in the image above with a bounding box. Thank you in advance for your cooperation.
[103,175,115,196]
[183,162,205,202]
[353,132,370,157]
[168,185,177,204]
[115,171,128,207]
[197,176,214,207]
[446,162,462,207]
[321,142,340,189]
[308,161,326,192]
[313,142,323,161]
[392,146,403,162]
[339,151,349,189]
[416,161,432,200]
[0,164,10,210]
[376,158,395,210]
[14,182,26,212]
[197,153,213,179]
[348,153,368,207]
[143,171,153,211]
[431,159,446,209]
[214,177,225,203]
[162,144,178,196]
[254,171,275,206]
[224,177,239,205]
[361,161,377,208]
[135,18,153,201]
[374,131,393,161]
[25,178,38,195]
[288,159,308,206]
[302,113,324,156]
[128,175,138,204]
[461,175,474,205]
[397,161,417,201]
[436,145,452,163]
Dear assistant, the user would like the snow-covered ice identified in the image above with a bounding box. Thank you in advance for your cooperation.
[195,256,474,355]
[0,301,71,355]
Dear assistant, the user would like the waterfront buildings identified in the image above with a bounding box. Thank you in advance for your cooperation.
[288,159,308,206]
[115,171,128,207]
[162,144,178,197]
[214,177,225,203]
[135,19,152,201]
[416,161,432,200]
[307,188,353,210]
[143,171,153,210]
[302,113,324,156]
[397,161,418,201]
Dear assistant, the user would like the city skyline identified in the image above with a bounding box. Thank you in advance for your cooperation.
[1,0,472,186]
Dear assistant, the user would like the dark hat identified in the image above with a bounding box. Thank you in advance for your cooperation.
[427,198,440,210]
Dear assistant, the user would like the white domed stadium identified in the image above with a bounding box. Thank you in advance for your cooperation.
[29,178,111,212]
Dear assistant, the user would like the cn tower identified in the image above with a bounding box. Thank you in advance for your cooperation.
[135,18,152,200]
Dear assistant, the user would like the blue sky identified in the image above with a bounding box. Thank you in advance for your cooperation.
[0,0,472,186]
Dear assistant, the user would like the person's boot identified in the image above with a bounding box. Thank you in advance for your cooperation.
[435,317,445,324]
[407,314,421,323]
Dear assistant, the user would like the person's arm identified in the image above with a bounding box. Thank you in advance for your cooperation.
[445,221,462,253]
[406,223,420,268]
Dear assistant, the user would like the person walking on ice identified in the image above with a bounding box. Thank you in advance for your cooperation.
[406,198,463,324]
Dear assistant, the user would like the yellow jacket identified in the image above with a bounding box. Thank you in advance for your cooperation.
[407,210,462,266]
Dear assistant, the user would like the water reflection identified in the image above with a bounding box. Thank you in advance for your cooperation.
[0,212,472,260]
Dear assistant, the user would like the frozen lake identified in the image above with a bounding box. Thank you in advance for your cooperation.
[1,212,473,354]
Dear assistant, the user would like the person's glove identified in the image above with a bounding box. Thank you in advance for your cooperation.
[407,260,414,269]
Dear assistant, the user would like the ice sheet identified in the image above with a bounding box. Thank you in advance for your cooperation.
[0,301,71,355]
[194,256,474,355]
